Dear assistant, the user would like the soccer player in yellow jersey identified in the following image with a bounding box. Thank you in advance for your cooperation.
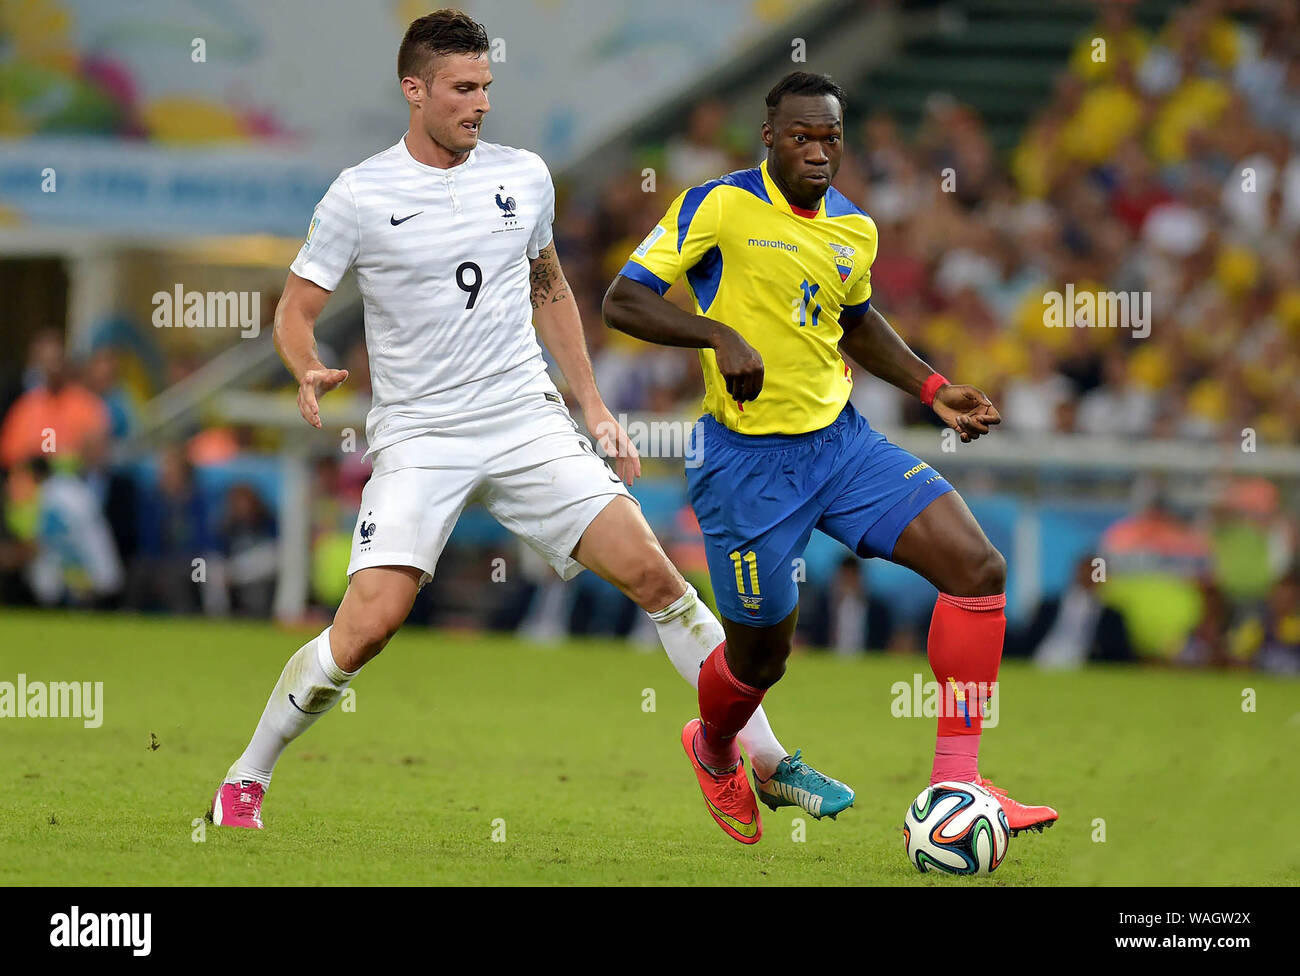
[604,72,1058,845]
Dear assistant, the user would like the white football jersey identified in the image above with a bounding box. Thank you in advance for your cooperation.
[291,135,560,456]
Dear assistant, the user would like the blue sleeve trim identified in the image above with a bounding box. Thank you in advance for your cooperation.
[824,186,870,219]
[677,184,715,251]
[676,170,765,250]
[685,246,724,314]
[619,262,671,295]
[719,167,769,204]
[841,299,871,317]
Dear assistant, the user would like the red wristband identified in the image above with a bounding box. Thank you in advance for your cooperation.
[920,373,949,407]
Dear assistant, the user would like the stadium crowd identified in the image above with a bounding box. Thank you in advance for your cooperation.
[0,0,1296,673]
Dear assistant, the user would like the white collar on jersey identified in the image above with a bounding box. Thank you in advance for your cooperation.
[397,131,479,176]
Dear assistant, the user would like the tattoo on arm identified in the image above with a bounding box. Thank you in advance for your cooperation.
[529,243,572,309]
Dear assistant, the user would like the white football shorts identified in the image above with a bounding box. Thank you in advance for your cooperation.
[347,393,634,585]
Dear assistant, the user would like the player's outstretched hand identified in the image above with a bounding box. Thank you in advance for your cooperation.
[932,383,1001,443]
[713,329,765,404]
[587,404,643,486]
[297,367,349,429]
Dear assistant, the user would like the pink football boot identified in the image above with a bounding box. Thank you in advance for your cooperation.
[211,780,265,829]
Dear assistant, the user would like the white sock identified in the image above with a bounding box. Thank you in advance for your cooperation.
[226,627,356,788]
[648,584,787,778]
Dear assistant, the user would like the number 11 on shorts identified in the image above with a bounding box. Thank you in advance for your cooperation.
[729,549,760,596]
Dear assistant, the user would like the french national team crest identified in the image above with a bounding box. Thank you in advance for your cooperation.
[828,242,855,282]
[494,186,517,218]
[492,185,524,235]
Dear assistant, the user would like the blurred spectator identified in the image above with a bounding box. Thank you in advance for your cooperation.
[1076,348,1157,437]
[309,456,356,609]
[1069,0,1149,85]
[664,100,735,188]
[0,466,37,604]
[0,330,109,468]
[1016,554,1134,668]
[978,229,1048,322]
[1208,477,1292,604]
[84,346,139,440]
[1103,482,1212,577]
[1222,131,1300,240]
[219,482,278,618]
[806,556,894,654]
[79,430,137,571]
[1176,579,1235,668]
[1233,1,1297,130]
[127,449,213,614]
[1108,140,1175,235]
[517,542,574,643]
[1250,572,1300,675]
[1100,482,1213,657]
[1002,344,1074,434]
[24,456,123,608]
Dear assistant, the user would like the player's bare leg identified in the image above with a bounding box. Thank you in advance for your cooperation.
[890,491,1057,835]
[328,565,425,671]
[211,565,422,828]
[717,606,799,689]
[571,496,688,619]
[573,497,853,835]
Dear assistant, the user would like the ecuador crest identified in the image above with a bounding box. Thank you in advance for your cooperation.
[828,242,855,282]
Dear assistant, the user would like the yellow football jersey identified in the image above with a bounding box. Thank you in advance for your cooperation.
[620,159,878,435]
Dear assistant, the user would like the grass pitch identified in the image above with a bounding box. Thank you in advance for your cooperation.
[1,611,1296,886]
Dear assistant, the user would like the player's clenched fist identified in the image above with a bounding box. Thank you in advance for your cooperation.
[297,367,349,429]
[713,328,765,404]
[931,383,1001,443]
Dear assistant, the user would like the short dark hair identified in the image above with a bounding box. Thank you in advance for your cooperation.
[398,9,490,84]
[765,71,847,119]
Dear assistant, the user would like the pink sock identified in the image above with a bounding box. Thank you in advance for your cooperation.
[931,734,980,784]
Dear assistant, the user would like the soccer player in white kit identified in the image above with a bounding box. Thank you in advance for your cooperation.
[210,9,852,830]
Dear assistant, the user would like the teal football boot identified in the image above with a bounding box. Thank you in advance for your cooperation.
[753,750,855,819]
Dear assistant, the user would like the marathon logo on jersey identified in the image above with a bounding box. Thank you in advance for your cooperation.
[828,243,855,282]
[358,511,376,549]
[747,237,798,253]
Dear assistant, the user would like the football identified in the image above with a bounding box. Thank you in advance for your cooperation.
[903,781,1010,875]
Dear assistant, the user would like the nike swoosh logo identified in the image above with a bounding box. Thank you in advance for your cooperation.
[704,793,759,837]
[390,212,422,225]
[288,693,330,715]
[690,739,758,837]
